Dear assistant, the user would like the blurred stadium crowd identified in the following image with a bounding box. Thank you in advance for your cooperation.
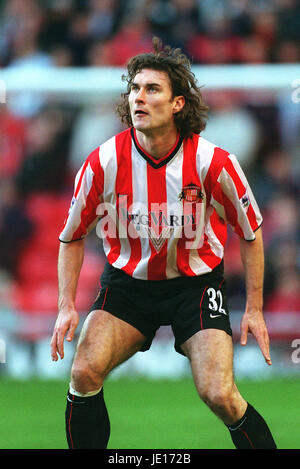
[1,0,300,67]
[0,0,299,338]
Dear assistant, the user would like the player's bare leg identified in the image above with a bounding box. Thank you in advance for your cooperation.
[181,329,276,448]
[181,329,246,425]
[66,309,146,449]
[70,309,146,394]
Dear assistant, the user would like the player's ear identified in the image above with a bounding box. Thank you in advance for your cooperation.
[173,96,185,114]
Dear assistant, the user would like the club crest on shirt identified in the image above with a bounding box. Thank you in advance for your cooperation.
[179,183,204,203]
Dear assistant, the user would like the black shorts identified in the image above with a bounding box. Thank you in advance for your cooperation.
[90,261,232,356]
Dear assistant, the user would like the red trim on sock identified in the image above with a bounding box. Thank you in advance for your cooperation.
[68,394,75,449]
[240,429,255,449]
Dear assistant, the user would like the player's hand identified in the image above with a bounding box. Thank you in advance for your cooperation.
[240,310,272,366]
[50,308,79,361]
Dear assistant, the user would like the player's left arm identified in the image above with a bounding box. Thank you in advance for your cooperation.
[210,153,271,364]
[239,227,272,366]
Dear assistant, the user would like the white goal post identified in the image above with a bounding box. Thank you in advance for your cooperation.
[1,64,300,96]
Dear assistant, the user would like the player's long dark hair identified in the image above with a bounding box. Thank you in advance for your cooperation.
[116,37,209,138]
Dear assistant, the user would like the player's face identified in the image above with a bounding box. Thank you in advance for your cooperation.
[129,69,184,135]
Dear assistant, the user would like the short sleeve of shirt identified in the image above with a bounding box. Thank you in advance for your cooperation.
[210,153,263,241]
[59,147,104,243]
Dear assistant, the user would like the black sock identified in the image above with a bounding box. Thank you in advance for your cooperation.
[226,403,277,449]
[65,388,110,449]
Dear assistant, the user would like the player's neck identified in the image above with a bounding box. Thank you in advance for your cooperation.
[135,126,179,160]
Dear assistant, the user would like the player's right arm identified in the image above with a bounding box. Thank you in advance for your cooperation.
[50,239,84,361]
[51,147,103,361]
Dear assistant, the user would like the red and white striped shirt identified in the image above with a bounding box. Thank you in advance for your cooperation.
[59,128,262,280]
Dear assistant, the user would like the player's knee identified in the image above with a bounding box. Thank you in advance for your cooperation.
[71,359,106,394]
[199,384,233,415]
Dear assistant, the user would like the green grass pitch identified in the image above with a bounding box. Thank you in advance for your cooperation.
[0,377,299,449]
